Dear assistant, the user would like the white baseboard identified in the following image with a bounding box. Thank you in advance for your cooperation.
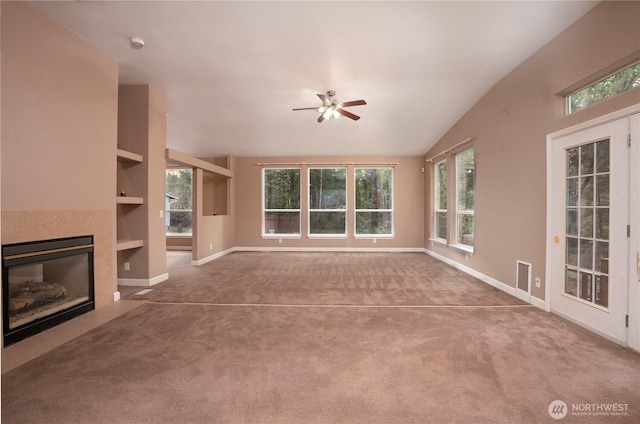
[117,272,169,287]
[233,246,426,253]
[191,247,235,266]
[425,249,545,309]
[551,308,626,346]
[113,291,121,302]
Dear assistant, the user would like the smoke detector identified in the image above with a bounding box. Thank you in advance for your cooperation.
[129,37,146,50]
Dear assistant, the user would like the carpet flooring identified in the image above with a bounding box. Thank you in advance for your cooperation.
[3,252,639,423]
[122,252,526,306]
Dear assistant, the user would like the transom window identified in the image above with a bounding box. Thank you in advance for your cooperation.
[567,61,640,114]
[354,167,393,236]
[309,168,347,236]
[263,168,301,236]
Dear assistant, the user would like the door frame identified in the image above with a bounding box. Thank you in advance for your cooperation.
[545,103,640,346]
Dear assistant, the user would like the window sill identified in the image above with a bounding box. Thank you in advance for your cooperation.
[354,234,395,239]
[448,243,474,255]
[262,234,301,239]
[308,234,348,239]
[428,237,447,247]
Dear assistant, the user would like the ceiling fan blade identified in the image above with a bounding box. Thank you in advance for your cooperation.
[292,107,320,111]
[337,108,360,121]
[316,93,328,104]
[317,113,325,123]
[340,100,367,107]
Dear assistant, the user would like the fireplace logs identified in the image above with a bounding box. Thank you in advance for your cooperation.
[8,280,67,313]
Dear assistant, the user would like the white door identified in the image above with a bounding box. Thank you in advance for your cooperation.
[549,117,629,345]
[628,112,640,352]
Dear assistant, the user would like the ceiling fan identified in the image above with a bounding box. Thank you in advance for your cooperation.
[293,90,366,123]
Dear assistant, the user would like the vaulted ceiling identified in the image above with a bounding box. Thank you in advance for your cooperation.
[33,1,597,157]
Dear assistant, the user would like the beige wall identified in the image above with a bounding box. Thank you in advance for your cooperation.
[193,167,235,262]
[117,85,168,282]
[1,2,118,305]
[424,1,640,301]
[234,156,424,249]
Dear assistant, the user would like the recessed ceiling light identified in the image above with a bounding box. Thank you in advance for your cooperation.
[129,36,146,50]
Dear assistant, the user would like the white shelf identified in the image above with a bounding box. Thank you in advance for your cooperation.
[116,196,143,205]
[116,239,144,251]
[117,149,143,163]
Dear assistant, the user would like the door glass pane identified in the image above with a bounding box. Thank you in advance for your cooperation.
[581,143,594,175]
[566,178,578,206]
[595,275,609,307]
[596,139,610,173]
[566,237,578,266]
[579,272,593,302]
[596,175,609,206]
[580,239,593,270]
[595,209,609,240]
[580,208,593,238]
[567,147,579,177]
[580,176,593,206]
[565,268,578,297]
[564,140,609,308]
[566,209,578,236]
[594,241,609,273]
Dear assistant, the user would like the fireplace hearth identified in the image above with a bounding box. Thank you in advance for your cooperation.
[2,236,95,346]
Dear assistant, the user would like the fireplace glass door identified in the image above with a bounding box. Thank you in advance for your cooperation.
[2,236,95,346]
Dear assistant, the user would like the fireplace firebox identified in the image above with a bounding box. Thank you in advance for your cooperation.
[2,235,95,346]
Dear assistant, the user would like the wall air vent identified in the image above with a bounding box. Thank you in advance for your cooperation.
[516,260,531,294]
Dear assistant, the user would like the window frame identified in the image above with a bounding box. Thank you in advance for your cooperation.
[454,148,475,253]
[165,168,193,237]
[262,167,302,239]
[566,60,640,115]
[308,167,348,238]
[353,166,394,238]
[433,159,448,244]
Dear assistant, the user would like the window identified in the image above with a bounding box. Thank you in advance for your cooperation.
[354,167,393,236]
[434,160,447,241]
[567,61,640,114]
[309,168,347,236]
[455,148,474,249]
[263,168,301,236]
[166,168,193,235]
[564,140,610,307]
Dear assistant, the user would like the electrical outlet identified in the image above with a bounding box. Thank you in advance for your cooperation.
[373,238,377,244]
[124,262,130,271]
[209,243,213,250]
[160,210,164,218]
[535,277,541,288]
[279,238,282,244]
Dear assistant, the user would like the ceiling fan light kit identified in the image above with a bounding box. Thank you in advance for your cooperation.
[293,90,366,123]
